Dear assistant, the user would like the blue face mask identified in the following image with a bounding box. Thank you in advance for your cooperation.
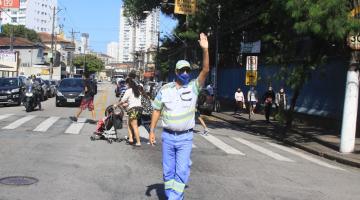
[176,73,191,85]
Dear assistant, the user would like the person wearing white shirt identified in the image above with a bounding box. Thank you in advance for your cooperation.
[234,88,245,115]
[117,78,142,146]
[247,86,258,115]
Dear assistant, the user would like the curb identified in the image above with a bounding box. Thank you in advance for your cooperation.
[211,113,360,169]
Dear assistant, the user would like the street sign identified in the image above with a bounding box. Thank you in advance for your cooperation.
[246,56,258,71]
[240,41,261,53]
[174,0,196,15]
[348,34,360,50]
[0,0,20,9]
[245,71,257,86]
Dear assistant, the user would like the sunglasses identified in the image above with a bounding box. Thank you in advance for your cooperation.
[178,67,191,74]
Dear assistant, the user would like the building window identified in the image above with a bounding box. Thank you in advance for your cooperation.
[11,17,17,23]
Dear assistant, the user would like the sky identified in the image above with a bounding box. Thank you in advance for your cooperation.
[58,0,177,53]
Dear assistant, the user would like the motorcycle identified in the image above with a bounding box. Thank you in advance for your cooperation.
[23,85,40,112]
[90,105,125,144]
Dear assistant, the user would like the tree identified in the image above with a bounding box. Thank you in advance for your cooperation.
[0,24,41,42]
[259,0,359,127]
[73,54,104,73]
[123,0,360,128]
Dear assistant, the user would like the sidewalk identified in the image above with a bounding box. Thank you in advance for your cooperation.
[211,111,360,168]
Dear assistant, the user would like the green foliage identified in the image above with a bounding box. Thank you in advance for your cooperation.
[73,54,104,73]
[284,0,353,40]
[123,0,159,21]
[0,24,40,42]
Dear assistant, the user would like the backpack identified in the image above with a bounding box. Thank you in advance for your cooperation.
[85,80,97,96]
[91,81,97,95]
[141,95,153,115]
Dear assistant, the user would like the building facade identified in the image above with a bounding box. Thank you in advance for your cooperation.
[107,41,119,63]
[0,0,57,33]
[118,6,160,65]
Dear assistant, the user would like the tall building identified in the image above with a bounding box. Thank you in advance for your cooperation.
[107,41,119,63]
[118,6,160,63]
[80,33,89,54]
[0,0,57,33]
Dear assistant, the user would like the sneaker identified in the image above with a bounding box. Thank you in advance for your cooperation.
[147,140,157,145]
[203,129,210,136]
[69,116,77,122]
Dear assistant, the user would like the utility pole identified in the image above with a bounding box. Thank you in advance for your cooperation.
[69,28,79,77]
[10,25,14,51]
[50,6,56,80]
[214,4,221,95]
[340,1,360,153]
[156,31,160,81]
[49,6,62,80]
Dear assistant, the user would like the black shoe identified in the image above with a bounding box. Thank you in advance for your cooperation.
[88,119,97,124]
[69,116,77,122]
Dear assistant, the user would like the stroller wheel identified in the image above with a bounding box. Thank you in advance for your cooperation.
[90,136,95,141]
[108,139,113,144]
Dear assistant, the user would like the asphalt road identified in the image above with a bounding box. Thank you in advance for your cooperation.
[0,82,359,200]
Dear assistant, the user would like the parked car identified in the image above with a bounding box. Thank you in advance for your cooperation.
[0,76,27,106]
[55,78,84,107]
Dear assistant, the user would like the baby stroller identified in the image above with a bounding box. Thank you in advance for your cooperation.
[90,104,125,144]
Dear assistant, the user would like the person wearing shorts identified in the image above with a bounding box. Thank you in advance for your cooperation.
[70,73,96,123]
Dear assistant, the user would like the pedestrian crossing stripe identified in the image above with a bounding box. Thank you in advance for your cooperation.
[33,116,60,132]
[0,114,13,121]
[200,134,245,155]
[233,136,294,162]
[2,115,36,130]
[65,118,87,134]
[0,114,349,170]
[267,142,345,171]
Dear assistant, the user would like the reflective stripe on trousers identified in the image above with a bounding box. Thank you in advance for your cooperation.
[162,130,193,200]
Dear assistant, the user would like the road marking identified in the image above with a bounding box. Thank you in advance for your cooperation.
[267,142,345,171]
[33,117,60,132]
[2,115,36,129]
[233,137,294,162]
[0,114,13,121]
[65,118,87,134]
[201,135,245,155]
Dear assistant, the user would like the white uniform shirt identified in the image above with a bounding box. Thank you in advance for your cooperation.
[152,79,201,131]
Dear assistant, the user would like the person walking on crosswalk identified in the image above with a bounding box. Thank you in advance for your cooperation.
[70,73,96,123]
[148,33,209,200]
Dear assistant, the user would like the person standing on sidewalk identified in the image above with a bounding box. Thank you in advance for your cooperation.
[275,87,287,120]
[148,33,209,200]
[247,86,258,115]
[234,88,245,115]
[263,86,275,122]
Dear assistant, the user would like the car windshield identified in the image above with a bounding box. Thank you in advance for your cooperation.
[0,78,18,87]
[60,79,84,88]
